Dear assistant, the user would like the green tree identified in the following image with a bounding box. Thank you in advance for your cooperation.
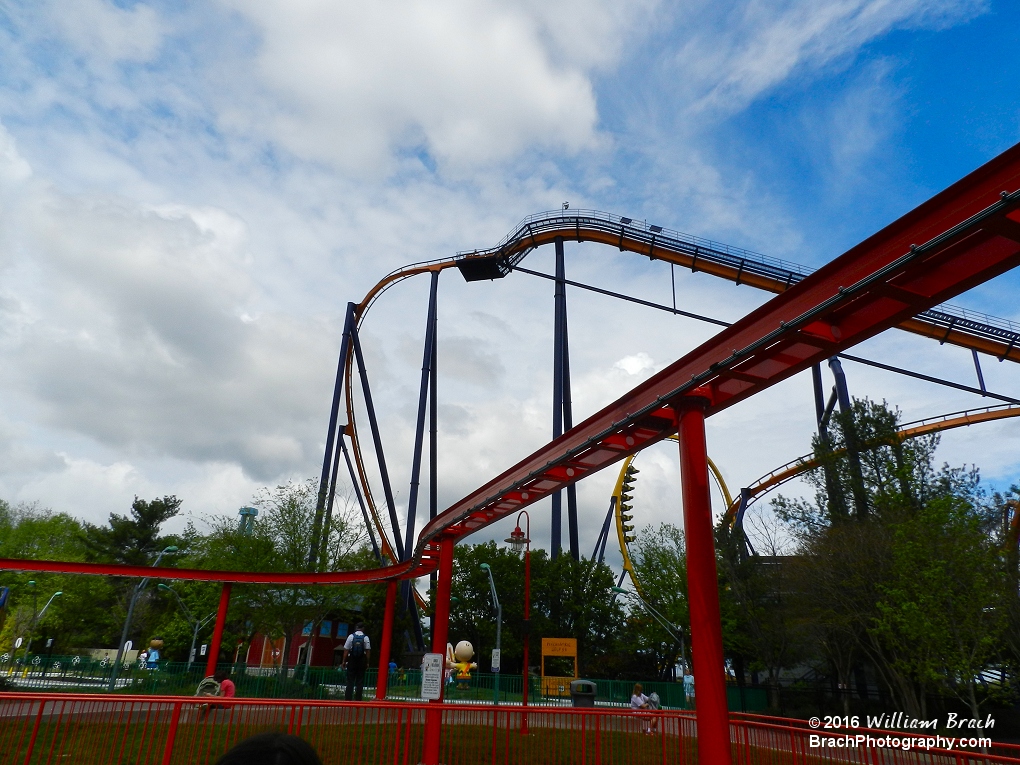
[186,478,371,669]
[717,510,807,707]
[628,523,689,679]
[775,398,1007,716]
[82,496,183,565]
[0,500,121,656]
[447,542,624,677]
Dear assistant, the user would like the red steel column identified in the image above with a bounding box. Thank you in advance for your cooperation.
[677,393,731,765]
[422,537,454,765]
[375,579,398,700]
[205,582,232,678]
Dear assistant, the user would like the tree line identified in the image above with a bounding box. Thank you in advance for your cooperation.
[711,399,1017,717]
[1,397,1015,719]
[0,479,383,666]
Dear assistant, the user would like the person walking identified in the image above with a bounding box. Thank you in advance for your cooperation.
[341,623,371,701]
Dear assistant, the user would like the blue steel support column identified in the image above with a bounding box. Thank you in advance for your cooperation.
[592,497,615,563]
[560,286,580,561]
[319,422,347,569]
[551,237,565,559]
[404,271,439,560]
[351,324,404,560]
[401,272,439,653]
[340,437,380,561]
[429,280,439,637]
[828,357,869,519]
[311,302,357,567]
[812,364,826,428]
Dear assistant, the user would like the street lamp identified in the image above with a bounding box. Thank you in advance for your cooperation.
[504,510,530,734]
[157,584,216,669]
[23,587,62,663]
[612,586,686,673]
[108,545,178,691]
[480,563,502,705]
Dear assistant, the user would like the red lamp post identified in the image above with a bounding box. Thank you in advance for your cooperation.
[505,511,531,735]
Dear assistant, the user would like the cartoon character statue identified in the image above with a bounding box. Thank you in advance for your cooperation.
[446,641,477,690]
[147,637,163,669]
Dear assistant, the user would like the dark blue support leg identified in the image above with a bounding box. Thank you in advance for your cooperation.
[311,302,357,567]
[972,349,987,394]
[351,324,404,560]
[430,287,438,522]
[404,272,440,560]
[734,488,755,558]
[340,436,380,561]
[828,357,868,519]
[319,423,346,569]
[592,497,615,563]
[561,294,579,561]
[551,237,565,559]
[812,364,826,428]
[429,283,439,639]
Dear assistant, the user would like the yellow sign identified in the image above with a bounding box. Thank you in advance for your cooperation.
[541,638,577,657]
[540,638,578,697]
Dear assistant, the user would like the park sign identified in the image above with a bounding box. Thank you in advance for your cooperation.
[541,638,578,698]
[541,638,577,656]
[421,653,444,700]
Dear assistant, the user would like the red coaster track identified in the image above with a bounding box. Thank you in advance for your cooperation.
[4,143,1020,584]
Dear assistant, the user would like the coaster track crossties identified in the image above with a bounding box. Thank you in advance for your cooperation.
[3,144,1020,601]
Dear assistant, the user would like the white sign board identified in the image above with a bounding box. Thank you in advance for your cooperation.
[421,653,444,700]
[14,638,22,648]
[123,641,133,653]
[491,649,501,672]
[200,644,207,656]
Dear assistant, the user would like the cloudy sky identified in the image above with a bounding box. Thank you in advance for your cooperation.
[0,0,1018,569]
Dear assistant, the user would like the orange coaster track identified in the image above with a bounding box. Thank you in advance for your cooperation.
[4,143,1020,593]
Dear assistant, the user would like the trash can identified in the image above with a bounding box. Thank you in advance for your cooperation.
[570,679,597,708]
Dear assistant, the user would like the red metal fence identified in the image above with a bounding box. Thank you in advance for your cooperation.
[2,693,1019,765]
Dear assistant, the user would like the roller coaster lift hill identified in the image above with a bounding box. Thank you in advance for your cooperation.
[5,143,1020,765]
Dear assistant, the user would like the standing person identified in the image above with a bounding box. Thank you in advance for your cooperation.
[341,623,371,701]
[683,670,695,707]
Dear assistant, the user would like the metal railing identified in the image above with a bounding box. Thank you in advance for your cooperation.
[454,209,1020,355]
[2,692,1018,765]
[3,659,729,709]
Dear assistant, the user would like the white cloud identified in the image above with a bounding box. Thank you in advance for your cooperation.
[0,134,340,484]
[676,0,987,115]
[218,0,658,173]
[0,0,1012,556]
[47,0,164,63]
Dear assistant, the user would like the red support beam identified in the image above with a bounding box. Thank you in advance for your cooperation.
[375,579,398,700]
[3,144,1020,621]
[417,146,1020,553]
[422,537,454,765]
[0,556,428,584]
[677,394,731,765]
[205,582,231,678]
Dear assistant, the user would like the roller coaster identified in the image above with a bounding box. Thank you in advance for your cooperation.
[5,139,1020,765]
[605,403,1020,597]
[326,196,1020,611]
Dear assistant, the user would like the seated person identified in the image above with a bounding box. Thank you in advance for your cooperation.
[630,683,659,734]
